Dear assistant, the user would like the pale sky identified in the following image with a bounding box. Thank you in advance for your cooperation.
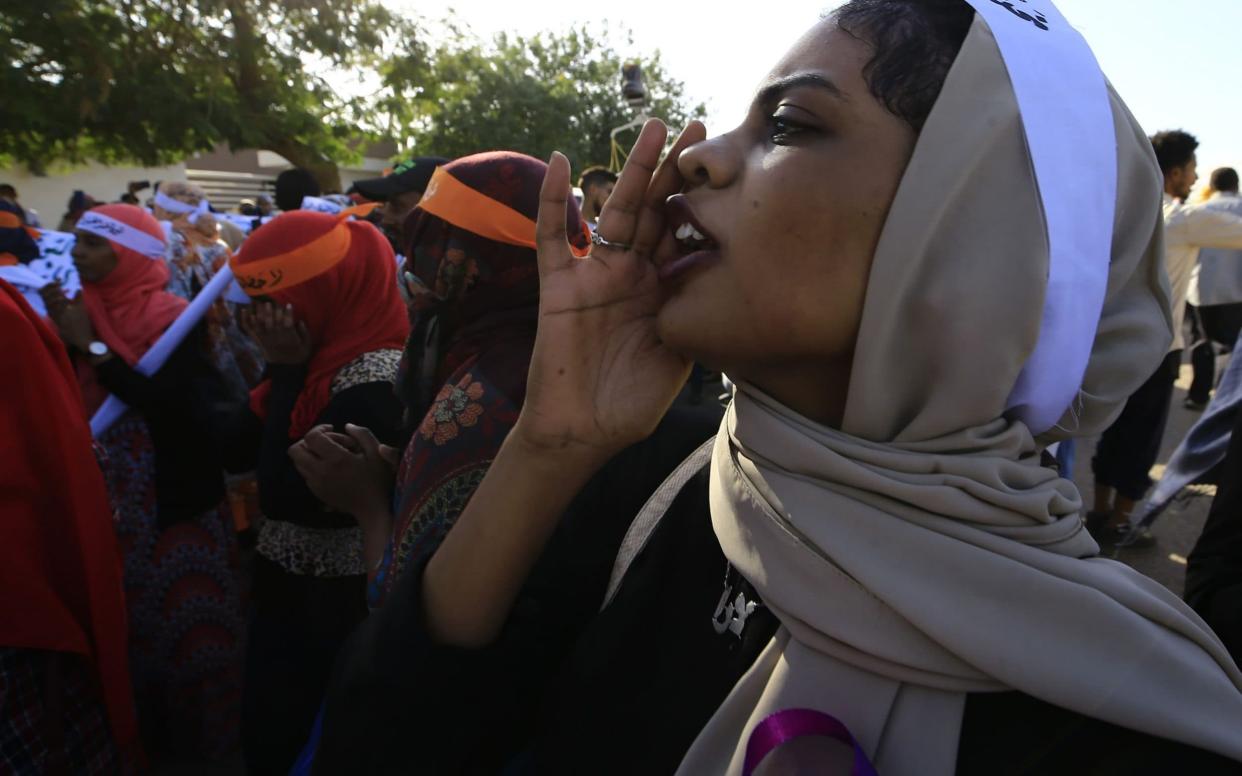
[399,0,1242,188]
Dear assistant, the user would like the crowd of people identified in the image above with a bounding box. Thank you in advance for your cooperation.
[5,0,1242,774]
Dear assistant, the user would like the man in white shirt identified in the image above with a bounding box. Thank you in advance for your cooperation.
[1090,131,1242,542]
[1187,167,1242,407]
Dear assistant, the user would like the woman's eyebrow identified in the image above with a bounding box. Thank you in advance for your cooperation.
[755,73,849,106]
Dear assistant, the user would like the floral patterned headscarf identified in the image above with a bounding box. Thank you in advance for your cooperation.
[377,152,589,600]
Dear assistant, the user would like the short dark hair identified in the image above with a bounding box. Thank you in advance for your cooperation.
[578,167,617,192]
[1210,167,1239,194]
[833,0,976,131]
[0,184,15,199]
[275,168,322,211]
[1150,130,1199,175]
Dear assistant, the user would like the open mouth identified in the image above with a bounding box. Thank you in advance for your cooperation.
[665,194,719,256]
[660,194,721,282]
[673,220,715,253]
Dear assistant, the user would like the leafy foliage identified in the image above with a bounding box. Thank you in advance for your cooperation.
[1,0,424,187]
[2,4,701,185]
[380,24,706,171]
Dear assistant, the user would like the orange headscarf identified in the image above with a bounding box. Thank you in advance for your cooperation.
[233,209,409,438]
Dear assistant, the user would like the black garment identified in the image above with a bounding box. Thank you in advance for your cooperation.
[234,363,404,776]
[317,411,1236,775]
[220,363,402,529]
[0,649,118,776]
[1092,351,1181,501]
[243,564,366,776]
[1186,402,1242,666]
[92,326,228,526]
[1189,303,1242,405]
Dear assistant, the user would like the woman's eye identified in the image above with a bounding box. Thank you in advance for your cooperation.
[767,113,811,145]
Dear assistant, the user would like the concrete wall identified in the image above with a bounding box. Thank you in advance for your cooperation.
[0,161,187,230]
[339,161,390,193]
[187,147,266,174]
[2,147,393,225]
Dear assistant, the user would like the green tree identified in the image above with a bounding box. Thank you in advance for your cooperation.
[1,0,426,189]
[392,25,706,172]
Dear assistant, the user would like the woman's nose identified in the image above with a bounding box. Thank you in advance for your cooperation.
[676,133,742,190]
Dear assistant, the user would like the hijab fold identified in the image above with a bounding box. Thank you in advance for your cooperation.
[667,17,1242,775]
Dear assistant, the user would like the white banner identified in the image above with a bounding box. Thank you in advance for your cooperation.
[964,0,1117,434]
[28,230,82,296]
[0,230,80,314]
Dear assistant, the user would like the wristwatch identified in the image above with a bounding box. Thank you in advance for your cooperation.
[87,340,110,357]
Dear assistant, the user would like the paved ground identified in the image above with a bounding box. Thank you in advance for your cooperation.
[1068,363,1218,597]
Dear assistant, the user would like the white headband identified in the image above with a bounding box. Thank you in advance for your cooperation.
[76,211,167,260]
[962,0,1117,434]
[154,190,212,225]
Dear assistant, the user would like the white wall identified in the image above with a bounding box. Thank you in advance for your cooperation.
[253,150,387,191]
[339,166,388,193]
[0,161,187,229]
[2,154,391,225]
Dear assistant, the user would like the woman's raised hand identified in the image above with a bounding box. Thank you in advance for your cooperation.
[39,283,96,352]
[515,119,707,462]
[422,121,708,646]
[239,301,312,365]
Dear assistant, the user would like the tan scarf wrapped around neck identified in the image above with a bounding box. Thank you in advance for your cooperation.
[632,15,1242,776]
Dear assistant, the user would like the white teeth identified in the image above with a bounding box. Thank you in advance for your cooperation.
[675,222,709,243]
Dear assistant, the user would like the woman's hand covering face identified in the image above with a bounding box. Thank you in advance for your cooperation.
[239,300,312,365]
[512,120,705,461]
[39,283,96,351]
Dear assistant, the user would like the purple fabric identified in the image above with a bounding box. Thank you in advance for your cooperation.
[743,709,878,776]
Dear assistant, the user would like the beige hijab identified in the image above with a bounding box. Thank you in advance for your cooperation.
[639,16,1242,776]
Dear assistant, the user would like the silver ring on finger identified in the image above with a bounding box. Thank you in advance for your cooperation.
[591,231,632,252]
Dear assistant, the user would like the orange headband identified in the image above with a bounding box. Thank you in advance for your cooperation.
[418,167,590,256]
[0,211,39,242]
[230,203,378,296]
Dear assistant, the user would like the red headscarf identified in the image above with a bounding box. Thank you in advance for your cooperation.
[79,204,186,365]
[235,211,409,438]
[75,205,187,413]
[0,279,141,765]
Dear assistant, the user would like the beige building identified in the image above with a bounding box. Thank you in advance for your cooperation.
[1,141,398,228]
